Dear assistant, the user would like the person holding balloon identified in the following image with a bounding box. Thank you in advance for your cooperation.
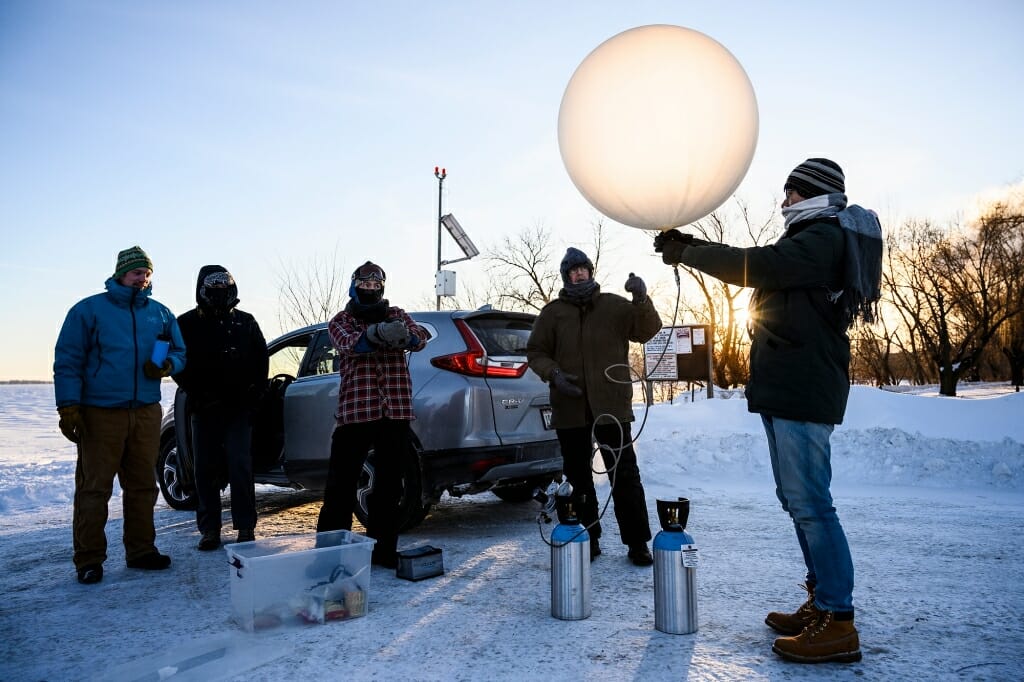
[526,247,663,567]
[655,158,882,664]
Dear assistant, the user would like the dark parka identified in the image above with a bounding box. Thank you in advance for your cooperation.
[172,266,268,412]
[679,218,850,424]
[527,288,662,429]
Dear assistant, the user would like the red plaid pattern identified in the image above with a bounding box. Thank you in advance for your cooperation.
[328,307,429,425]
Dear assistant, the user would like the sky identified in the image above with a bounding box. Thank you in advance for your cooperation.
[2,1,1023,381]
[0,382,1021,679]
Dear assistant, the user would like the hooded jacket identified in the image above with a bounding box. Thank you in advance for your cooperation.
[54,278,186,408]
[527,287,662,429]
[172,266,268,411]
[678,218,850,424]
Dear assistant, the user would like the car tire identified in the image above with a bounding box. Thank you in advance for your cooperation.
[491,475,559,503]
[156,434,198,511]
[354,442,430,532]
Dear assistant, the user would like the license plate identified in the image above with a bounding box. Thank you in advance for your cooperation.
[540,407,553,430]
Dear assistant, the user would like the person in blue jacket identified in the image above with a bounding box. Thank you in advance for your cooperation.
[53,246,186,585]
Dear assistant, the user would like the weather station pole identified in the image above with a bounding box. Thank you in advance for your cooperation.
[433,167,479,309]
[434,166,446,311]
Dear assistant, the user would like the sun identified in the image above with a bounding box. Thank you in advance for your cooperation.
[732,307,749,328]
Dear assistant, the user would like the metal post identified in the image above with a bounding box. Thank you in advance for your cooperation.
[706,324,714,399]
[434,166,446,311]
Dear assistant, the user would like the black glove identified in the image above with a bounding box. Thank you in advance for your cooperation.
[653,229,694,265]
[57,405,85,443]
[550,369,583,398]
[652,229,693,251]
[624,273,647,304]
[143,359,173,379]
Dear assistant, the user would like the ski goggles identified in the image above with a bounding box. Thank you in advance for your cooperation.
[202,271,235,288]
[352,263,386,283]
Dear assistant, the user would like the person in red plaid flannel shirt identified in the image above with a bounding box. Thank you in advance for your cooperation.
[316,261,429,567]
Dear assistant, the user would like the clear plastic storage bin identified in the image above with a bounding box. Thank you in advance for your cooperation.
[225,530,376,631]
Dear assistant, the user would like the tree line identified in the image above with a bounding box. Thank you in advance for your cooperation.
[276,186,1023,399]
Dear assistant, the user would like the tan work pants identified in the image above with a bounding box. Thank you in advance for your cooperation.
[73,403,162,568]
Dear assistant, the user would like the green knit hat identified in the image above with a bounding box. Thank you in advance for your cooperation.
[113,245,154,278]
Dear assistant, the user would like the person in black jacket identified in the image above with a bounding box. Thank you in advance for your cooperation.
[656,159,882,664]
[173,266,268,550]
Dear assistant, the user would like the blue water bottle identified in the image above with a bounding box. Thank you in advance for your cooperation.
[151,334,171,366]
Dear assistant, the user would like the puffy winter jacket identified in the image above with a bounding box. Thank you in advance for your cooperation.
[679,218,850,424]
[527,287,662,429]
[54,278,186,408]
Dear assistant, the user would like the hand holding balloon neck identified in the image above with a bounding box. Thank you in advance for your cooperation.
[652,229,693,252]
[654,229,696,273]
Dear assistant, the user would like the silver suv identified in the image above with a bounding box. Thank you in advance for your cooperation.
[156,308,562,529]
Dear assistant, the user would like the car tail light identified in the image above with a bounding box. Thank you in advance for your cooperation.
[430,319,528,378]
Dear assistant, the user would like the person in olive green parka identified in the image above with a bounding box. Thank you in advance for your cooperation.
[527,247,662,566]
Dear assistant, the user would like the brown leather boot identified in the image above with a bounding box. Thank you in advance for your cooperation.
[772,610,862,663]
[765,582,818,635]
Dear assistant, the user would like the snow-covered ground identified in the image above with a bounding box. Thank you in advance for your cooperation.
[1,382,1022,681]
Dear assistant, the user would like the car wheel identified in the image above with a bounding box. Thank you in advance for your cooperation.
[156,435,198,511]
[491,475,559,503]
[354,442,430,532]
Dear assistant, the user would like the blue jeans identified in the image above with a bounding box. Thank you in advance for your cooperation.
[762,416,854,613]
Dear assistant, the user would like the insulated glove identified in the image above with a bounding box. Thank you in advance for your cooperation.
[653,229,694,265]
[365,323,385,346]
[57,405,85,443]
[378,320,411,349]
[550,369,583,398]
[143,359,173,379]
[624,273,647,304]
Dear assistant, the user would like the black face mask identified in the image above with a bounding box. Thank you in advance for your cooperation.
[355,286,384,305]
[198,270,238,312]
[200,286,236,311]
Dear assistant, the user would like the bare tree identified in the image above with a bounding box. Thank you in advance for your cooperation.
[883,214,1023,396]
[275,249,350,331]
[479,219,612,313]
[981,194,1024,388]
[481,224,560,312]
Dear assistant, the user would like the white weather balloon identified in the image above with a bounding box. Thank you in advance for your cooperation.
[558,25,759,231]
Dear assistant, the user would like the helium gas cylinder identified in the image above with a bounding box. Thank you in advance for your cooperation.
[653,497,698,634]
[550,491,591,620]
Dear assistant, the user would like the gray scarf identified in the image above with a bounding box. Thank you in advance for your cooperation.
[560,280,600,306]
[781,192,883,327]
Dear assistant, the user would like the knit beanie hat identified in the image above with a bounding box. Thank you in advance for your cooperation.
[113,245,154,278]
[784,158,845,198]
[559,247,594,285]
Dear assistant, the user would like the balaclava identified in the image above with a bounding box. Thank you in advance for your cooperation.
[349,261,386,305]
[345,261,390,321]
[196,265,239,314]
